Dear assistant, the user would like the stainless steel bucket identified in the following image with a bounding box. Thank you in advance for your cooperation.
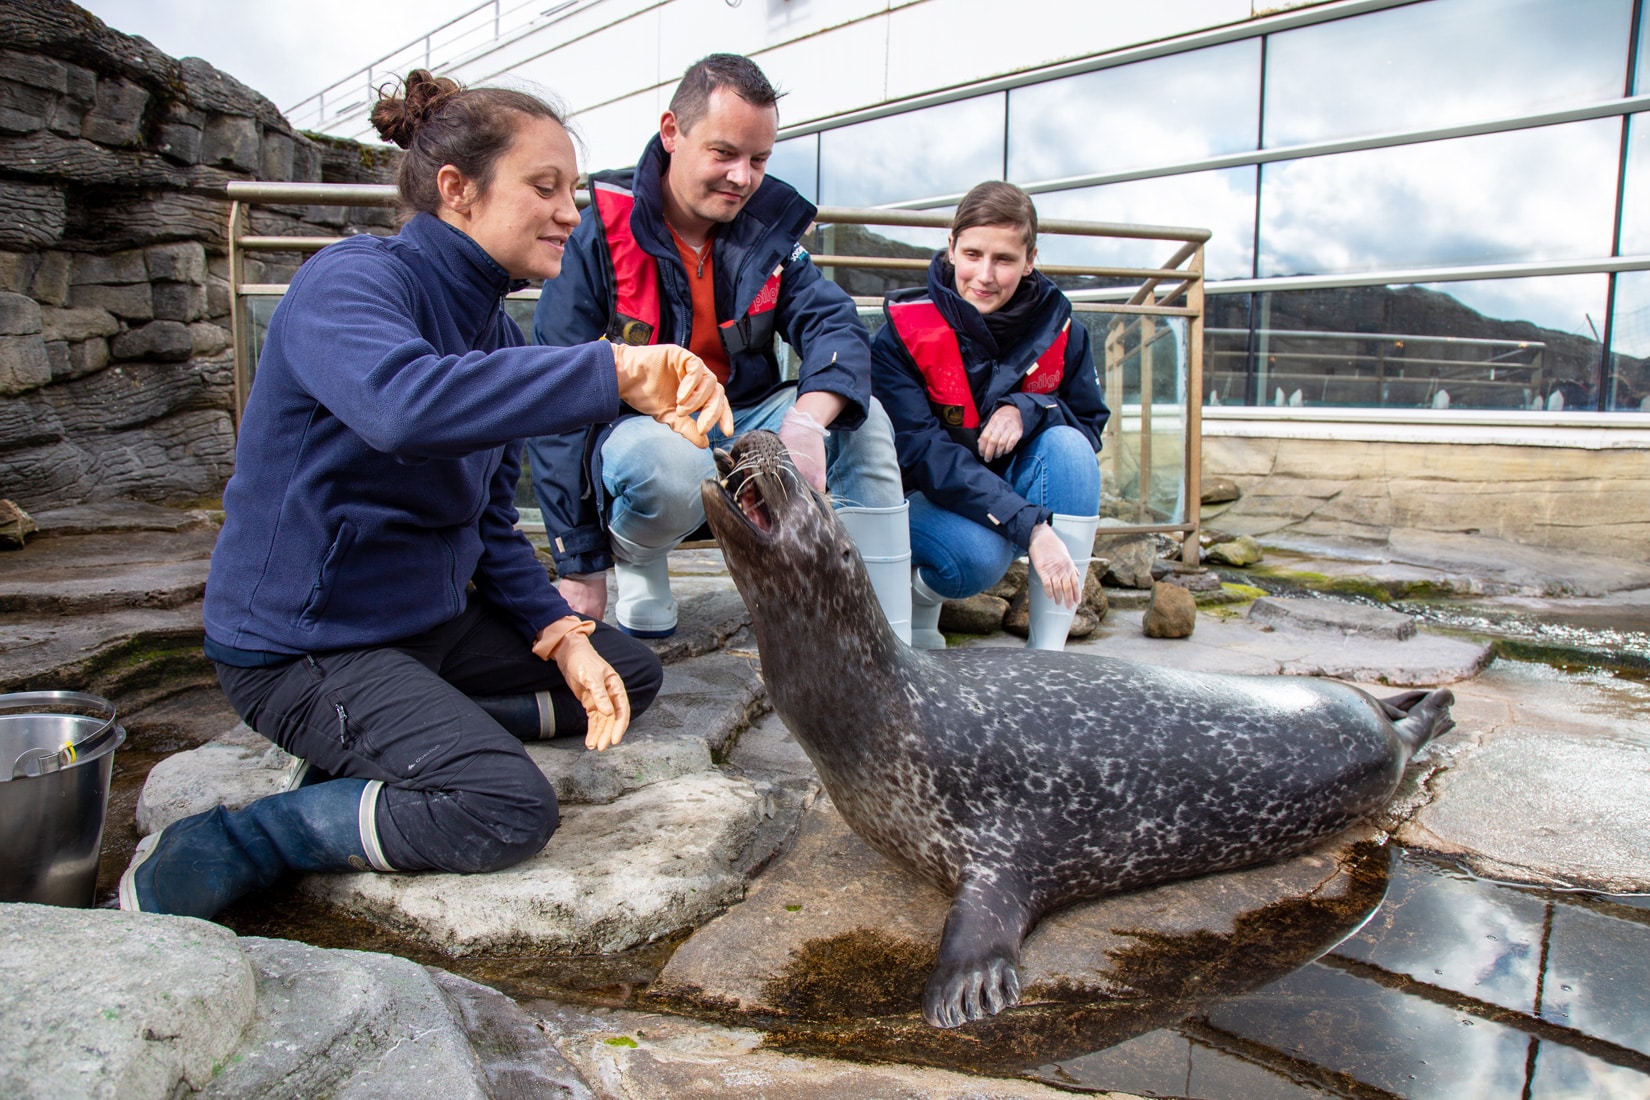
[0,691,127,907]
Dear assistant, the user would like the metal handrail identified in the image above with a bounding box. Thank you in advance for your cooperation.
[226,181,1209,558]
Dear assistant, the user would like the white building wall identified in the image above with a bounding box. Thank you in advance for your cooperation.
[303,0,1318,171]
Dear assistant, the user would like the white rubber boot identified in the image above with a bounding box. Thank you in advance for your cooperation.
[836,502,912,646]
[1026,513,1100,651]
[614,555,678,638]
[910,569,946,650]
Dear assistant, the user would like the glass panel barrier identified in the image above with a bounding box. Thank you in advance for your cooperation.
[1264,0,1633,147]
[1239,276,1608,411]
[860,304,1190,526]
[1258,121,1622,277]
[1608,269,1650,410]
[819,93,1005,207]
[1007,39,1260,182]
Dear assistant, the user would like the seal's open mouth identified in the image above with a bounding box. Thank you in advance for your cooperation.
[731,464,774,533]
[709,433,793,540]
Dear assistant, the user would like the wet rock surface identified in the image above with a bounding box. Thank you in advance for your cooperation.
[649,794,1388,1076]
[1249,594,1418,639]
[7,503,1650,1097]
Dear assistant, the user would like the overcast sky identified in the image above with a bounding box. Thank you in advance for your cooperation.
[80,0,466,112]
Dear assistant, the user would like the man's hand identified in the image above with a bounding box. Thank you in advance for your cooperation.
[778,392,846,491]
[1028,522,1082,609]
[778,406,828,490]
[611,343,735,446]
[978,404,1024,462]
[558,573,607,619]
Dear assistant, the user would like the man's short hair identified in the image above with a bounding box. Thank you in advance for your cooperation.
[669,53,782,133]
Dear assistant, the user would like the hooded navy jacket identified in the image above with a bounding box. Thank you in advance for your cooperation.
[871,253,1110,551]
[204,213,620,661]
[528,134,872,577]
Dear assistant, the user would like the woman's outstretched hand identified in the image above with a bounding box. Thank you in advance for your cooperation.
[611,343,734,447]
[1028,522,1082,609]
[532,617,630,750]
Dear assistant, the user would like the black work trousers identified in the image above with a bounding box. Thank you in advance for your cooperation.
[213,602,663,874]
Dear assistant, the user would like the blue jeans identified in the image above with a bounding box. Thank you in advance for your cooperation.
[601,388,904,563]
[911,425,1101,599]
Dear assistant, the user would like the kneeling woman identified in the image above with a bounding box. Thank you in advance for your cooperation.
[119,71,731,920]
[871,181,1109,650]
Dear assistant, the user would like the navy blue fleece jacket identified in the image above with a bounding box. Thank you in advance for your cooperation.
[204,213,620,660]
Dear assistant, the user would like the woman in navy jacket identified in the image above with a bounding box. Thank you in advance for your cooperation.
[119,71,731,922]
[871,181,1109,650]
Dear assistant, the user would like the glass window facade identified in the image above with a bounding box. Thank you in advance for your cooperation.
[819,94,1005,207]
[1263,0,1632,146]
[768,134,819,204]
[1007,39,1260,182]
[1036,169,1255,282]
[1258,122,1623,276]
[786,0,1645,413]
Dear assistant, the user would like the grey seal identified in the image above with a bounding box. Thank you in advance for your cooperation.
[701,431,1455,1029]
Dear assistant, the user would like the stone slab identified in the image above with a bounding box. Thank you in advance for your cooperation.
[0,604,212,698]
[0,526,216,614]
[1248,595,1417,640]
[301,770,781,957]
[1038,607,1493,687]
[136,722,293,833]
[427,968,596,1100]
[531,1002,1113,1100]
[0,905,255,1100]
[1258,528,1650,598]
[198,937,491,1100]
[1398,730,1650,894]
[649,796,1391,1075]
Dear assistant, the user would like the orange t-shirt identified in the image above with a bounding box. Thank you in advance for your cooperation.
[668,224,731,384]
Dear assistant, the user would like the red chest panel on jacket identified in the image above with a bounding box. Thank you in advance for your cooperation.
[593,181,784,351]
[592,182,662,346]
[887,299,1069,428]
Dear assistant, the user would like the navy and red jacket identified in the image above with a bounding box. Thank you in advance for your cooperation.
[871,253,1110,551]
[529,134,872,578]
[204,213,620,661]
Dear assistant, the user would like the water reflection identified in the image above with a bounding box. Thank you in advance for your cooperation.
[1042,850,1650,1099]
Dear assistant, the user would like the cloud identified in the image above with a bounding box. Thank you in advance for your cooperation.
[80,0,469,112]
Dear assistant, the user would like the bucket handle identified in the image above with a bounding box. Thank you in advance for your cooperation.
[2,691,123,780]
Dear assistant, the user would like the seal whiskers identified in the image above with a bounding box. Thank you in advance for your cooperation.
[702,431,1456,1030]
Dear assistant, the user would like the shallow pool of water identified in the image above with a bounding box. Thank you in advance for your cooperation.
[1037,848,1650,1099]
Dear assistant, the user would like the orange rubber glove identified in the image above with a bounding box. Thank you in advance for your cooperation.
[532,617,630,751]
[611,343,735,448]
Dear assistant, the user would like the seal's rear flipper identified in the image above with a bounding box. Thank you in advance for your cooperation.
[1382,687,1456,754]
[924,879,1031,1028]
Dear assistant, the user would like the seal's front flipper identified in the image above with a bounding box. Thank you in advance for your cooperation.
[923,879,1033,1028]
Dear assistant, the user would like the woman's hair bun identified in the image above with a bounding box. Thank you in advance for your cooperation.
[371,69,465,149]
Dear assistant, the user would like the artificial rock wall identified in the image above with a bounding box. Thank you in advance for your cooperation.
[0,0,396,512]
